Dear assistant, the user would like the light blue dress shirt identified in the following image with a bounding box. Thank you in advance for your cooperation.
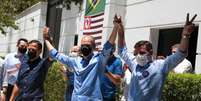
[118,46,186,101]
[49,41,114,101]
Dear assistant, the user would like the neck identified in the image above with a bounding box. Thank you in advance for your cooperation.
[29,56,39,62]
[83,52,93,59]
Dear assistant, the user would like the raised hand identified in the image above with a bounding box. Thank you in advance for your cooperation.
[183,13,197,37]
[43,26,52,43]
[113,14,119,27]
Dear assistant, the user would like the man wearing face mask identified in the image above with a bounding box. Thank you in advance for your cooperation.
[117,13,197,101]
[3,38,28,101]
[43,15,120,101]
[9,40,53,101]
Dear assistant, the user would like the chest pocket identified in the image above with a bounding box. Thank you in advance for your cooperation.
[19,59,45,87]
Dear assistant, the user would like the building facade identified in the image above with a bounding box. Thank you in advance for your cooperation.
[0,0,200,73]
[0,2,47,56]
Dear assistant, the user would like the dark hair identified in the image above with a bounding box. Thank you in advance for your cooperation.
[28,40,42,50]
[17,38,28,46]
[171,44,180,50]
[134,40,153,54]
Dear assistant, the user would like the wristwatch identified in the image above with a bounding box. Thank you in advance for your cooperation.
[182,35,190,39]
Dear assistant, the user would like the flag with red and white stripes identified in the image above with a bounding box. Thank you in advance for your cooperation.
[83,0,106,49]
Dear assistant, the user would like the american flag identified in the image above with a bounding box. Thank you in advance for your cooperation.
[83,0,106,49]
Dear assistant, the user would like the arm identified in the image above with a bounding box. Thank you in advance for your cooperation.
[108,15,120,45]
[0,64,7,101]
[105,58,123,86]
[105,72,122,86]
[118,17,126,48]
[9,84,20,101]
[163,14,197,73]
[100,15,121,65]
[179,13,197,52]
[43,27,54,52]
[117,17,136,72]
[43,27,74,68]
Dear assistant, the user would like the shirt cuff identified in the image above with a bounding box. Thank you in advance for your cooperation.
[2,82,8,87]
[177,49,188,57]
[49,48,58,59]
[104,41,113,50]
[118,46,127,55]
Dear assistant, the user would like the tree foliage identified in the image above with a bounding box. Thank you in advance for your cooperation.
[0,0,46,34]
[63,0,83,10]
[0,0,83,35]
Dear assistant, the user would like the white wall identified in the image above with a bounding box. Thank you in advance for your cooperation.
[59,3,81,54]
[103,0,201,72]
[103,0,126,44]
[125,0,201,73]
[126,0,201,50]
[0,2,47,56]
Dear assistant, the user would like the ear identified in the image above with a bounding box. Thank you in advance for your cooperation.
[149,49,153,55]
[38,49,42,54]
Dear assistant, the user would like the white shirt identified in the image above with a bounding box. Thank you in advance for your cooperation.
[173,58,192,73]
[0,58,8,88]
[4,52,22,85]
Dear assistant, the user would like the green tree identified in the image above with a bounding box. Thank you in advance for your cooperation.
[0,0,46,34]
[0,0,83,35]
[63,0,83,9]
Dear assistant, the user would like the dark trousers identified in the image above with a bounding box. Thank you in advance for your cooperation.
[65,85,74,101]
[6,84,14,101]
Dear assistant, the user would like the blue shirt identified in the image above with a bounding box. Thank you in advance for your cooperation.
[49,41,114,101]
[66,68,74,86]
[16,57,52,100]
[118,46,186,101]
[101,56,123,99]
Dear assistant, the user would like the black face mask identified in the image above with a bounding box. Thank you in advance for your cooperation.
[81,44,92,57]
[28,50,37,59]
[18,48,27,54]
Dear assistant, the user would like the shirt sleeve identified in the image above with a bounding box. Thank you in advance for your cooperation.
[118,46,137,72]
[49,49,75,69]
[162,50,187,74]
[41,57,53,71]
[2,66,8,87]
[113,58,124,76]
[16,66,22,87]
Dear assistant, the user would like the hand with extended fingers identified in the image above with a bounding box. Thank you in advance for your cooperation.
[183,13,197,37]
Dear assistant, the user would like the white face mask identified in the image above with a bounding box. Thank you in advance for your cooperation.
[69,52,78,57]
[136,54,149,66]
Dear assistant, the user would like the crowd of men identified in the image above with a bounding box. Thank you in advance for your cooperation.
[0,13,197,101]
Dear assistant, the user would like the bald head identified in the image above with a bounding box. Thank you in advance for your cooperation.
[81,35,95,49]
